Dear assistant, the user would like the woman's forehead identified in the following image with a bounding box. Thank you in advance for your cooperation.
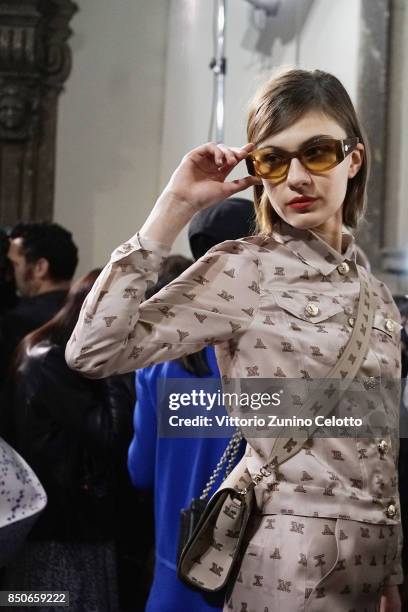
[259,111,347,150]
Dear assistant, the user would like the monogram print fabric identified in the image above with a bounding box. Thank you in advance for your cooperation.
[0,437,47,529]
[66,220,403,586]
[224,513,399,611]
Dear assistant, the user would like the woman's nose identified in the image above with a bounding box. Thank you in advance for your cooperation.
[286,157,312,187]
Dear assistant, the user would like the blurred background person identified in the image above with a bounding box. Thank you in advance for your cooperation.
[0,228,17,316]
[2,268,152,612]
[128,198,253,612]
[0,222,78,383]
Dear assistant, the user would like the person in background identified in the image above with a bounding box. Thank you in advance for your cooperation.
[3,269,149,612]
[0,228,17,316]
[394,294,408,606]
[128,198,253,612]
[0,222,78,382]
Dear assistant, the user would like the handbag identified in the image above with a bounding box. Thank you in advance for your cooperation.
[178,264,375,592]
[0,437,47,567]
[177,428,243,564]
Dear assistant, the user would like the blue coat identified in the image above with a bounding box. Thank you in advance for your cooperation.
[128,346,243,612]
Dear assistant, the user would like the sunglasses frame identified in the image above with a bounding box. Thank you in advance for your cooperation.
[246,136,360,184]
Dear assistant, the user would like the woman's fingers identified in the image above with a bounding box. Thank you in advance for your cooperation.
[222,175,262,197]
[217,144,241,166]
[190,142,256,170]
[217,143,256,166]
[189,142,225,167]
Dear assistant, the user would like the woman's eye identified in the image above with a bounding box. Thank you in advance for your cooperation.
[304,144,333,158]
[262,155,284,165]
[305,146,325,157]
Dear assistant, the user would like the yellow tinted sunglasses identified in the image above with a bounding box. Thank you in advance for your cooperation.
[246,137,359,184]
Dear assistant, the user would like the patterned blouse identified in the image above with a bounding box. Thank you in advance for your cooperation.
[65,219,403,584]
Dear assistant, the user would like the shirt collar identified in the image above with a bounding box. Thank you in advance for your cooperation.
[270,219,357,276]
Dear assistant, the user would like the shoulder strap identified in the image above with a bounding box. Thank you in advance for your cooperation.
[199,429,243,500]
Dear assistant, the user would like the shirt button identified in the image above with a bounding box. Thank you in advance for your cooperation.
[386,503,397,519]
[344,306,353,316]
[348,316,355,328]
[384,319,395,332]
[378,439,389,454]
[337,262,350,275]
[305,303,320,317]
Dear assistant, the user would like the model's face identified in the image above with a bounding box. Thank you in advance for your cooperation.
[8,238,37,297]
[258,111,364,232]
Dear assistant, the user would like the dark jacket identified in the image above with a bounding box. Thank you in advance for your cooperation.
[0,290,67,382]
[10,341,135,542]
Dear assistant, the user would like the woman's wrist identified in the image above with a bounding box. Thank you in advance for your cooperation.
[139,189,196,247]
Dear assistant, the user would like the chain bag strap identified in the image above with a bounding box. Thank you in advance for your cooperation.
[177,429,243,563]
[178,264,375,593]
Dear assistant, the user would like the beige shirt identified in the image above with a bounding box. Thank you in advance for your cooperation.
[66,219,403,583]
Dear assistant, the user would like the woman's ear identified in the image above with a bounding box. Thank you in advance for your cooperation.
[348,143,364,179]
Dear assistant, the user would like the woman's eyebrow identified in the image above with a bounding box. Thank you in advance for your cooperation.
[300,134,334,147]
[263,134,335,152]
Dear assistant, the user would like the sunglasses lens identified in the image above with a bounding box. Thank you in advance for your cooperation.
[253,154,288,181]
[302,142,338,171]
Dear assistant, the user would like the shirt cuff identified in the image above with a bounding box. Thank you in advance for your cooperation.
[110,231,172,264]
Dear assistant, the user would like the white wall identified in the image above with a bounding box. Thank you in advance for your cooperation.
[55,0,362,271]
[54,0,169,276]
[160,0,362,255]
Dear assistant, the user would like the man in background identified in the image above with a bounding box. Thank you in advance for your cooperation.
[0,221,78,382]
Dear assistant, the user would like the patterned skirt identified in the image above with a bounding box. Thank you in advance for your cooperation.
[3,539,118,612]
[224,514,398,612]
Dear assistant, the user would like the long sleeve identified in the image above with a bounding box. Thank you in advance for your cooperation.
[65,232,261,378]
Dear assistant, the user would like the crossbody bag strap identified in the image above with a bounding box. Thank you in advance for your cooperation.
[249,263,375,486]
[199,429,243,500]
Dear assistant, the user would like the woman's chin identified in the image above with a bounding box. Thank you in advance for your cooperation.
[284,209,324,230]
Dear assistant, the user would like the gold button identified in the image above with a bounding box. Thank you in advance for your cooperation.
[305,303,320,317]
[386,503,397,519]
[378,439,389,454]
[337,262,350,275]
[384,319,395,332]
[348,316,355,328]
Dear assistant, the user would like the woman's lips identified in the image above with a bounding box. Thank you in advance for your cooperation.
[287,198,317,210]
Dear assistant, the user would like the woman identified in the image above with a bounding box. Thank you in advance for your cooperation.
[66,69,402,611]
[4,270,144,612]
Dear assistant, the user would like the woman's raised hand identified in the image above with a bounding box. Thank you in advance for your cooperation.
[164,142,261,212]
[140,142,261,246]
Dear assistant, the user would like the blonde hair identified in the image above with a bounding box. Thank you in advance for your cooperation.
[247,68,370,235]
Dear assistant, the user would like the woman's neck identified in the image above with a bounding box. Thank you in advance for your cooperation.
[310,213,344,253]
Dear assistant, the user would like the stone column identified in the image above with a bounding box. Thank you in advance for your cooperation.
[356,0,391,273]
[0,0,77,227]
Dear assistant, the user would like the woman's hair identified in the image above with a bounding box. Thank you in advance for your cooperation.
[19,268,102,357]
[247,68,370,234]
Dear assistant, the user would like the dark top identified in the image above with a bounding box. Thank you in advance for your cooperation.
[0,290,67,382]
[10,341,135,542]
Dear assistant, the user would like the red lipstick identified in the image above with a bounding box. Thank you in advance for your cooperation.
[287,195,317,210]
